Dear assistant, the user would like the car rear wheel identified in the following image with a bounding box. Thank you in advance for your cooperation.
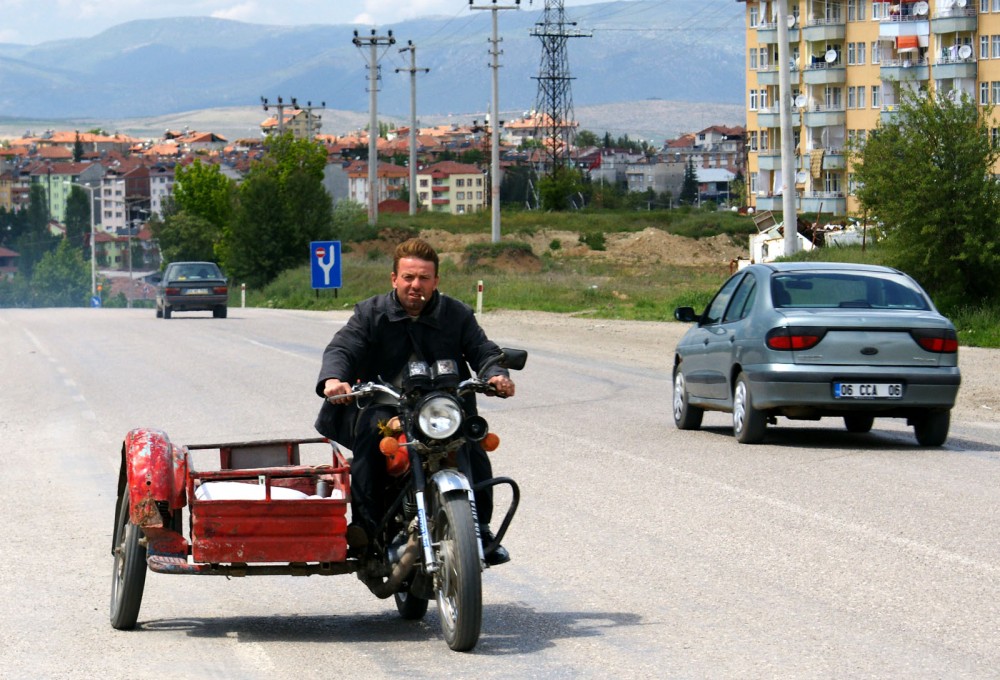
[913,410,950,447]
[213,305,227,319]
[843,414,875,433]
[163,305,172,319]
[155,307,162,318]
[733,372,766,444]
[673,370,703,430]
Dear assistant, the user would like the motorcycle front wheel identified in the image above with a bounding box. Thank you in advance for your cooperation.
[432,492,482,651]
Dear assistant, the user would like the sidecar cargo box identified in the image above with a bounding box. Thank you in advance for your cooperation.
[185,438,348,564]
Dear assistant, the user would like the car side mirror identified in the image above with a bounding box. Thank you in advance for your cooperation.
[674,307,698,323]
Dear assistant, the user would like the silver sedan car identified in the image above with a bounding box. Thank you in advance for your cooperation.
[672,262,961,446]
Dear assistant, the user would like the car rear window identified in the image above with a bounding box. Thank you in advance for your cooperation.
[168,264,223,280]
[771,272,929,310]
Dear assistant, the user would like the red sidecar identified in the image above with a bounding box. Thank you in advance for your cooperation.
[111,427,352,630]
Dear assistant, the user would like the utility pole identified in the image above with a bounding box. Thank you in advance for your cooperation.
[531,0,589,174]
[354,29,396,226]
[261,96,293,135]
[469,0,521,243]
[775,0,799,255]
[396,41,429,216]
[300,100,327,139]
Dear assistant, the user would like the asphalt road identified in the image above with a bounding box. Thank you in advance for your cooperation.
[2,307,999,679]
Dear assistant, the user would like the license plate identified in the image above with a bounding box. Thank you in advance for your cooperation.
[833,382,903,399]
[184,288,209,295]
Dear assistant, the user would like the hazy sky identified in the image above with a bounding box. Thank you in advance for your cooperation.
[0,0,616,45]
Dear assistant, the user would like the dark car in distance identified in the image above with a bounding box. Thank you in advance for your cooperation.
[671,262,961,446]
[155,261,229,319]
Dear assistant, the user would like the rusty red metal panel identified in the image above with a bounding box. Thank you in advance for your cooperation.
[124,428,186,525]
[191,499,348,563]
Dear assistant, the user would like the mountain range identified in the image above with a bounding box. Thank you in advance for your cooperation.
[0,0,746,142]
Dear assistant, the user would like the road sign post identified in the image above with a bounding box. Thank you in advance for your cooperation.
[310,241,342,293]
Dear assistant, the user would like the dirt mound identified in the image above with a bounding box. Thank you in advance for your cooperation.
[364,226,749,269]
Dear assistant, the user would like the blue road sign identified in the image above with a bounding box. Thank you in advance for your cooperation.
[310,241,342,289]
[90,296,102,308]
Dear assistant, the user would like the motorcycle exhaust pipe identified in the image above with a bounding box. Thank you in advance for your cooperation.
[363,530,421,599]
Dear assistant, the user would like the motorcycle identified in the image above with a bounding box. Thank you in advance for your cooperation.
[110,347,527,652]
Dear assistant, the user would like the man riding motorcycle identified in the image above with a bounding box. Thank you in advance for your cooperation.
[314,237,515,565]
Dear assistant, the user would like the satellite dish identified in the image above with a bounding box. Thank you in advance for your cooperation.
[824,49,838,63]
[914,1,928,15]
[956,0,968,6]
[795,171,808,184]
[794,94,807,108]
[787,14,796,28]
[959,44,973,59]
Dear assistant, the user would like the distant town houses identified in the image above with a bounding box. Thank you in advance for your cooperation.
[0,110,745,276]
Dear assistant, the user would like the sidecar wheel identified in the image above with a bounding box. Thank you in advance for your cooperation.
[394,591,429,620]
[433,493,482,651]
[110,490,147,630]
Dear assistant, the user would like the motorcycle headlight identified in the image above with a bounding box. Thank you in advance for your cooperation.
[417,395,463,440]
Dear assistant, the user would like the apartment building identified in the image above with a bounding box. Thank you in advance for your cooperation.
[739,0,999,216]
[416,161,487,215]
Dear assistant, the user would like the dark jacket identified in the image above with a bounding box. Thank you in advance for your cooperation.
[314,289,507,445]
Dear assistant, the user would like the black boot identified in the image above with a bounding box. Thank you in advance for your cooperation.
[480,525,510,566]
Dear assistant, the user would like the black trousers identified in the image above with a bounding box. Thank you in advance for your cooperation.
[349,405,494,537]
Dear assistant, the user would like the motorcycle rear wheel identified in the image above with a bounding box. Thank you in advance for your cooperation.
[433,493,482,651]
[110,490,147,630]
[394,591,429,620]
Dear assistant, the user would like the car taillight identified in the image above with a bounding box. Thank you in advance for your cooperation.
[213,286,228,295]
[766,326,827,351]
[910,328,958,353]
[165,287,180,295]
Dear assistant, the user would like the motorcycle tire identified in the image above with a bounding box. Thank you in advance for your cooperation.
[433,492,482,651]
[110,490,148,630]
[394,591,429,620]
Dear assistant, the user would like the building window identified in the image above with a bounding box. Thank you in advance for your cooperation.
[749,172,758,195]
[749,5,759,27]
[750,89,759,110]
[848,173,858,195]
[982,36,990,59]
[848,43,856,64]
[982,81,990,105]
[871,85,881,108]
[750,48,758,70]
[872,2,887,19]
[848,86,857,109]
[993,36,1000,59]
[994,0,1000,12]
[857,86,865,109]
[857,42,865,64]
[824,172,842,194]
[748,130,758,150]
[759,47,769,68]
[982,0,990,13]
[871,41,880,64]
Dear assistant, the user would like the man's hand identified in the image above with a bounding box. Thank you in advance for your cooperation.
[487,375,516,398]
[323,378,353,402]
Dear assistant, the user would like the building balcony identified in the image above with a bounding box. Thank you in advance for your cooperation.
[802,19,845,43]
[932,7,977,34]
[803,63,846,85]
[932,56,976,80]
[757,151,783,171]
[756,21,800,44]
[879,58,929,82]
[881,106,900,123]
[431,185,450,192]
[803,106,846,127]
[754,194,784,212]
[800,192,846,214]
[756,108,801,129]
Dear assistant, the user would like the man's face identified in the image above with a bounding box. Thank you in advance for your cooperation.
[392,256,438,315]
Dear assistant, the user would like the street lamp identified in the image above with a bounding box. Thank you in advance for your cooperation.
[65,181,97,299]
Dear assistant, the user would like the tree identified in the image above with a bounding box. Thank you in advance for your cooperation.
[853,90,1000,310]
[224,132,333,288]
[679,159,699,205]
[65,186,92,258]
[73,132,84,162]
[152,160,236,265]
[16,185,58,277]
[575,129,599,148]
[537,166,584,211]
[29,238,90,306]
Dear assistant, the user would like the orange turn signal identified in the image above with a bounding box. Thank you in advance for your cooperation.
[481,432,500,452]
[379,437,399,455]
